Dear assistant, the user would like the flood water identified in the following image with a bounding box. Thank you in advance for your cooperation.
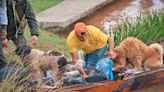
[80,0,164,32]
[57,0,164,38]
[57,0,164,91]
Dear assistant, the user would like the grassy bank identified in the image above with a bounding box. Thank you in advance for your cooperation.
[24,28,68,56]
[29,0,64,13]
[5,0,68,62]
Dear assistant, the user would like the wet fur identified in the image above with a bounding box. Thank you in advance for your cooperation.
[27,51,68,87]
[113,37,163,71]
[15,45,68,87]
[15,45,85,87]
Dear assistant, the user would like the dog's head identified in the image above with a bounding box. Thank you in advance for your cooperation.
[38,50,68,87]
[112,47,126,66]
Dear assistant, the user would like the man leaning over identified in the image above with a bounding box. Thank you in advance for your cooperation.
[67,22,115,79]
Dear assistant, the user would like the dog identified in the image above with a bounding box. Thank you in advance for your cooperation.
[15,45,86,87]
[15,45,68,87]
[111,37,163,71]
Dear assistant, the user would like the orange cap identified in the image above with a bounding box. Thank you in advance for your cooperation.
[74,22,87,36]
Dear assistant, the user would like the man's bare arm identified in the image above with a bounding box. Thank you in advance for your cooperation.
[71,52,88,79]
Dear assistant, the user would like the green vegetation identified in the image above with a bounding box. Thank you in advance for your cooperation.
[24,28,69,56]
[0,64,29,92]
[113,9,164,46]
[29,0,64,13]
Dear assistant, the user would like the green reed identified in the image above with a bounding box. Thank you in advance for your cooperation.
[113,9,164,46]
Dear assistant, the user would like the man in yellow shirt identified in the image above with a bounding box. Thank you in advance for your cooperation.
[67,22,115,79]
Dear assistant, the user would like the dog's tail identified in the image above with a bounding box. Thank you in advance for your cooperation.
[149,43,163,53]
[149,43,163,59]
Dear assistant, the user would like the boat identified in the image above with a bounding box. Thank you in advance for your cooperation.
[35,39,164,92]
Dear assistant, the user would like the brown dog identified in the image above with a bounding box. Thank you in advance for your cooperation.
[15,45,68,87]
[111,37,163,71]
[15,45,87,87]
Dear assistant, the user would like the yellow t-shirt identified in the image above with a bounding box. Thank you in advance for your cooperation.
[67,25,108,54]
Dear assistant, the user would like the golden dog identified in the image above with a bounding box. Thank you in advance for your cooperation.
[111,37,163,71]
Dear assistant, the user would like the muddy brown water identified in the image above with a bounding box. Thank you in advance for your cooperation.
[56,0,164,91]
[57,0,164,38]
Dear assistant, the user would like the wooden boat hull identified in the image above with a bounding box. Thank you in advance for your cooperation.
[55,67,164,92]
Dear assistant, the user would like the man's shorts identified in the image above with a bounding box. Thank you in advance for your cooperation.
[84,45,107,69]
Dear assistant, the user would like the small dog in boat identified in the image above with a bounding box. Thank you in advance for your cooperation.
[15,45,85,87]
[111,37,163,71]
[15,45,68,87]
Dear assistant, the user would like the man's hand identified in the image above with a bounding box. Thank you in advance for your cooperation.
[82,72,88,79]
[75,59,88,79]
[1,29,7,39]
[2,38,8,48]
[31,35,38,45]
[104,52,110,57]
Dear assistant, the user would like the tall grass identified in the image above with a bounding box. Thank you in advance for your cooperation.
[111,9,164,46]
[0,63,29,91]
